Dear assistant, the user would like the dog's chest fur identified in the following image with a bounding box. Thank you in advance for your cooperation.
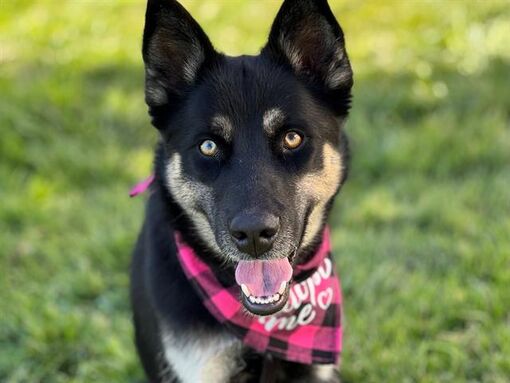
[161,326,243,382]
[160,327,337,383]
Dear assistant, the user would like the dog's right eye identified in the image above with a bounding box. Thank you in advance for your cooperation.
[199,139,218,157]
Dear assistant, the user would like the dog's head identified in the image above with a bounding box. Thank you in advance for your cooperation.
[142,0,353,315]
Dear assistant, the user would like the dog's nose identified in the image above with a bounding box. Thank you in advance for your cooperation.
[229,213,279,256]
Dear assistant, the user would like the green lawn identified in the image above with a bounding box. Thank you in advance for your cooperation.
[1,1,509,382]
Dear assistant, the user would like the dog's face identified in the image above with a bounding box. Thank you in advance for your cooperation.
[142,0,353,315]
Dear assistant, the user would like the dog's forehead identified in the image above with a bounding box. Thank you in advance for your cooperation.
[207,107,286,141]
[201,56,303,129]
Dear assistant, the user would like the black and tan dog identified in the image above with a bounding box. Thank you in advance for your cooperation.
[130,0,353,382]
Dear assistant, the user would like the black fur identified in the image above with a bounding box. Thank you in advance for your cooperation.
[131,1,353,382]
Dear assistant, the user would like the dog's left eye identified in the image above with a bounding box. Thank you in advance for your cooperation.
[283,131,303,150]
[199,139,218,156]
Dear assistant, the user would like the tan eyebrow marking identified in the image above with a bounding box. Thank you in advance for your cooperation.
[210,115,233,140]
[263,108,285,135]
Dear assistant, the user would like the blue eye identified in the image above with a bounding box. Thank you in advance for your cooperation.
[199,139,218,156]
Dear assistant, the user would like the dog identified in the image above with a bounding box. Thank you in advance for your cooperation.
[130,0,353,382]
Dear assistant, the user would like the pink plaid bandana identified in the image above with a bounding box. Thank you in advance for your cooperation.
[175,228,343,365]
[130,176,343,364]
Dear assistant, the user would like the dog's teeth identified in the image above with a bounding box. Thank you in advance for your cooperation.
[278,282,287,295]
[249,294,285,305]
[241,284,250,297]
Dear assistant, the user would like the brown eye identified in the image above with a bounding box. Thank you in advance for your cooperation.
[283,131,303,150]
[199,139,218,156]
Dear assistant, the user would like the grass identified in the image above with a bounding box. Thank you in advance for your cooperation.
[1,1,509,382]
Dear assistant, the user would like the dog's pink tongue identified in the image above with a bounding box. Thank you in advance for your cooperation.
[235,258,292,297]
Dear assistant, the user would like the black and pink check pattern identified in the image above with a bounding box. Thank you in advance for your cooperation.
[175,228,342,365]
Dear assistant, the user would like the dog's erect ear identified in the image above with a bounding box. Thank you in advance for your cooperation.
[263,0,353,114]
[142,0,218,127]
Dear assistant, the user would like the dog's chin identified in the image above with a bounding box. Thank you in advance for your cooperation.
[239,282,291,316]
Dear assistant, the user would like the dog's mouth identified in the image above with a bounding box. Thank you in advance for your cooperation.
[235,258,293,316]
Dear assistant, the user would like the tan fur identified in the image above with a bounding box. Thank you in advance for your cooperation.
[211,114,233,141]
[314,364,337,381]
[298,143,342,247]
[262,108,285,135]
[161,326,241,383]
[165,153,222,253]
